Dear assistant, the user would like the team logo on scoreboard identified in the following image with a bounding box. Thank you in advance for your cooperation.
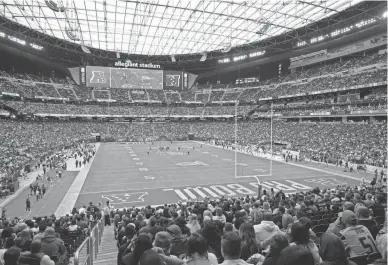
[90,71,107,84]
[165,75,181,87]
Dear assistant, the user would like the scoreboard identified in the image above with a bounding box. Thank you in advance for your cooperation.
[83,66,188,90]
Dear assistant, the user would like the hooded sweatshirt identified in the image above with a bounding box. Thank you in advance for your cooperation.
[254,221,281,247]
[41,235,66,259]
[319,232,357,265]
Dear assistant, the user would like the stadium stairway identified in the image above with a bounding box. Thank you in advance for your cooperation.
[94,227,117,265]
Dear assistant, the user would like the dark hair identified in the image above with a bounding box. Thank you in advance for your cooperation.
[38,222,47,232]
[4,247,20,265]
[200,222,222,259]
[4,237,15,249]
[132,234,152,265]
[145,211,152,219]
[376,194,384,203]
[71,219,76,225]
[279,206,286,214]
[30,240,41,254]
[268,234,289,255]
[290,222,310,244]
[187,233,208,258]
[234,218,245,230]
[296,210,306,219]
[239,223,259,257]
[221,232,241,259]
[277,245,315,265]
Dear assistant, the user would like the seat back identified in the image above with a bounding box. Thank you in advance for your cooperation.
[349,255,369,265]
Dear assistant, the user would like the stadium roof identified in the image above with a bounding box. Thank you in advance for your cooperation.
[1,0,364,56]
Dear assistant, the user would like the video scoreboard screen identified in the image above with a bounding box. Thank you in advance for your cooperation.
[84,66,188,90]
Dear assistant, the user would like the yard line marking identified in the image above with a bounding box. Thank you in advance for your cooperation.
[173,189,188,200]
[183,188,197,199]
[193,187,207,199]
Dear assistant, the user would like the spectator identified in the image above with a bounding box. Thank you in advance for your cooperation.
[153,231,185,265]
[199,222,222,263]
[184,233,218,265]
[262,202,272,214]
[238,223,259,261]
[319,232,357,265]
[373,213,387,265]
[186,214,201,234]
[167,225,187,259]
[254,212,282,249]
[356,206,379,238]
[138,249,164,265]
[1,222,14,243]
[213,208,226,224]
[276,245,315,265]
[261,234,289,265]
[53,221,66,237]
[67,219,78,232]
[280,207,294,231]
[370,194,386,217]
[3,247,20,265]
[103,201,111,226]
[339,210,378,257]
[33,222,47,241]
[250,202,263,224]
[327,213,345,235]
[117,224,136,265]
[220,232,249,265]
[41,228,66,262]
[153,232,172,256]
[174,217,190,238]
[363,193,375,207]
[17,230,32,252]
[289,222,321,265]
[121,234,152,265]
[18,240,54,265]
[0,238,14,265]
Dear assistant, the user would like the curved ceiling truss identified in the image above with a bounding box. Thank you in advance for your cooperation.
[0,0,364,56]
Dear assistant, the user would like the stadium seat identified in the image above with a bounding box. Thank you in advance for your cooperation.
[311,215,321,221]
[366,225,379,239]
[375,216,385,225]
[312,224,329,237]
[349,255,369,265]
[367,252,382,263]
[318,218,331,225]
[322,213,336,219]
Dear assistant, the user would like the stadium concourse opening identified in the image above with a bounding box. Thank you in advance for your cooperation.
[0,1,387,265]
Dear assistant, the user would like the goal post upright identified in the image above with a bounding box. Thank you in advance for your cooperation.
[234,102,273,197]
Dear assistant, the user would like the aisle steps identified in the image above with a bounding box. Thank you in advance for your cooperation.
[94,227,117,265]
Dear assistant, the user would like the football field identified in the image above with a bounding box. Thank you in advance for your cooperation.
[74,142,366,208]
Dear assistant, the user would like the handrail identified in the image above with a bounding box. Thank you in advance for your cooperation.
[74,211,105,265]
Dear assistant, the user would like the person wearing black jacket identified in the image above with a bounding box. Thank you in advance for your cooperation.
[117,225,136,265]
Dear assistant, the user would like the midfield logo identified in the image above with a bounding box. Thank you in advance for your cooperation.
[176,161,209,167]
[102,192,148,204]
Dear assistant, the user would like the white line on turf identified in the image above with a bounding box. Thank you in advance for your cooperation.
[194,141,365,183]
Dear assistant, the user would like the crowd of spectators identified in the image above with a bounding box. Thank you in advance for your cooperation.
[0,200,105,265]
[0,51,386,105]
[0,120,386,178]
[113,181,387,265]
